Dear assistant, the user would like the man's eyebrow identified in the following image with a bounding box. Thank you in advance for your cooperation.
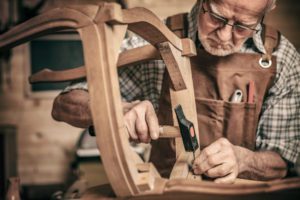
[210,2,259,27]
[210,2,223,16]
[236,19,259,27]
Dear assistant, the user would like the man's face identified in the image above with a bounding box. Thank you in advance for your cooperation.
[198,0,268,56]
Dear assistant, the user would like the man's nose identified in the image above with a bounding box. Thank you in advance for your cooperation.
[216,25,233,42]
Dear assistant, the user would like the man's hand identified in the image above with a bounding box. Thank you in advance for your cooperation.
[192,138,239,184]
[192,137,288,182]
[123,100,159,143]
[52,91,159,143]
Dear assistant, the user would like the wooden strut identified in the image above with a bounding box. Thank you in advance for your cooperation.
[28,45,160,83]
[1,3,300,200]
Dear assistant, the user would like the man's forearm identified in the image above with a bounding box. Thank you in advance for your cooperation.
[52,90,93,128]
[234,146,288,180]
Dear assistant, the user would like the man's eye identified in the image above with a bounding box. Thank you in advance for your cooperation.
[234,25,249,33]
[210,13,226,25]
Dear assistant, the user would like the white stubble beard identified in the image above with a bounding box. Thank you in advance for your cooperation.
[198,29,247,56]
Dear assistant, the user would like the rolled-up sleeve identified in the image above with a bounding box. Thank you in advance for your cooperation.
[61,34,165,109]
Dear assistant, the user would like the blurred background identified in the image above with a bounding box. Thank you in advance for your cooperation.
[0,0,299,199]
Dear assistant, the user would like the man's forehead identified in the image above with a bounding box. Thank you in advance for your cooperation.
[210,0,268,17]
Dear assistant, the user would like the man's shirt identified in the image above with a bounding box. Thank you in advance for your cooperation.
[64,1,300,166]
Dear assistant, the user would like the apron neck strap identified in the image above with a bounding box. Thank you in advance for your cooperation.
[261,24,281,61]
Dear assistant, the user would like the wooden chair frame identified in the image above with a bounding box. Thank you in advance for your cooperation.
[1,3,300,200]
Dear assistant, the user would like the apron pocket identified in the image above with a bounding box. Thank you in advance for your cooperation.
[196,98,256,150]
[223,102,256,150]
[196,98,224,149]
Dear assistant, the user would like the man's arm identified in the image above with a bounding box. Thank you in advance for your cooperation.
[52,89,92,128]
[52,89,159,142]
[235,145,287,180]
[193,138,287,183]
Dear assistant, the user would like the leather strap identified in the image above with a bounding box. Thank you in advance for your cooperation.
[261,24,280,62]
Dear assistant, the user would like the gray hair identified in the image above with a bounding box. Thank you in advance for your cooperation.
[266,0,277,12]
[198,0,277,13]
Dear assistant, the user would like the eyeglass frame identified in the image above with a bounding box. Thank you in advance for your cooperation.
[200,0,265,36]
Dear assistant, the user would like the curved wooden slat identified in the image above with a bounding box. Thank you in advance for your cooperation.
[93,4,183,51]
[29,44,160,83]
[0,6,98,51]
[117,44,160,67]
[122,8,182,51]
[81,22,140,197]
[0,3,196,59]
[164,177,300,195]
[95,4,197,57]
[29,67,86,83]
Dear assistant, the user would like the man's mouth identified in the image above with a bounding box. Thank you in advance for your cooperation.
[208,38,232,50]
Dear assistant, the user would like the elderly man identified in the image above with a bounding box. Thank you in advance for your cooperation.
[52,0,300,183]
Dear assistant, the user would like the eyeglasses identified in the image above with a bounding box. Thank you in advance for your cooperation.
[201,0,263,37]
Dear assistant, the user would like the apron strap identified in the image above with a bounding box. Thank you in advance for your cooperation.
[260,24,281,68]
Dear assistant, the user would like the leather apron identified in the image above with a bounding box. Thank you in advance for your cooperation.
[150,14,279,178]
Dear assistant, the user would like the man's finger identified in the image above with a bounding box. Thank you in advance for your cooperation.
[214,171,237,184]
[205,163,232,178]
[145,104,159,140]
[193,155,217,174]
[124,111,138,140]
[193,141,222,170]
[135,113,150,143]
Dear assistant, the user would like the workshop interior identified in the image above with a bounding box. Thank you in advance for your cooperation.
[0,0,300,200]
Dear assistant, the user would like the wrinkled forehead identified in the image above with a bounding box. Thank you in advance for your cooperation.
[209,0,268,17]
